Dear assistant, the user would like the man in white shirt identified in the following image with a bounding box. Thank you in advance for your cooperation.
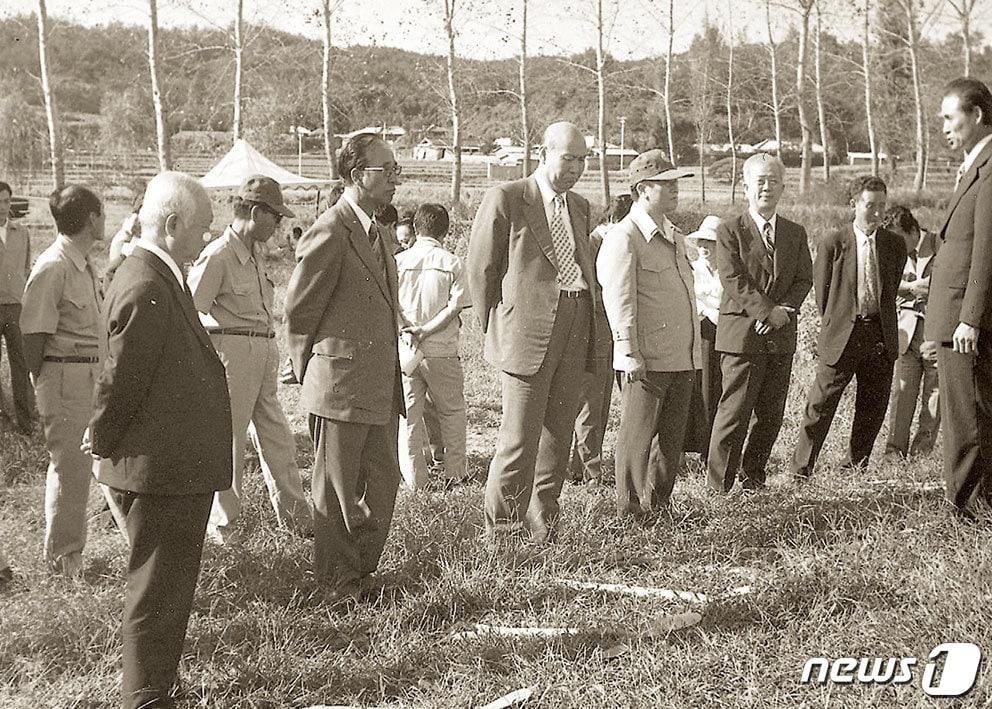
[395,203,471,490]
[0,180,34,434]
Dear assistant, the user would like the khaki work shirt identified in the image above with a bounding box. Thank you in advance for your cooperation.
[188,226,274,332]
[0,222,30,305]
[20,234,103,359]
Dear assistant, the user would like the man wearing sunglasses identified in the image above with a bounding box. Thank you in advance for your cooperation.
[188,174,312,545]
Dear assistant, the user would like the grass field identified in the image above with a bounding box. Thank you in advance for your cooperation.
[2,183,991,708]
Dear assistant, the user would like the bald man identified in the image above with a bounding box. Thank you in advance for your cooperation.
[467,121,598,543]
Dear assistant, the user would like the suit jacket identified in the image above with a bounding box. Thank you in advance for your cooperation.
[0,220,30,305]
[897,231,937,354]
[714,213,813,354]
[285,199,404,425]
[467,175,598,376]
[814,226,907,366]
[91,247,233,495]
[596,212,701,372]
[926,140,992,342]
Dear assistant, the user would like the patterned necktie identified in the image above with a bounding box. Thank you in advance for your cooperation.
[955,162,968,190]
[863,236,879,316]
[368,223,387,276]
[550,194,581,287]
[761,222,774,257]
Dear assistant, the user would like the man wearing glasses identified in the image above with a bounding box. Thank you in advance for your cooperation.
[285,134,405,602]
[468,121,598,544]
[188,175,312,545]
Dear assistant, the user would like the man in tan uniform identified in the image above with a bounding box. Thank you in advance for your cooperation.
[21,184,105,576]
[188,175,311,544]
[0,180,35,434]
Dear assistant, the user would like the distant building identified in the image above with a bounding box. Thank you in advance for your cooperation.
[335,125,408,148]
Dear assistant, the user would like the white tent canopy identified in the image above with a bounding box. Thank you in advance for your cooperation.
[199,139,325,189]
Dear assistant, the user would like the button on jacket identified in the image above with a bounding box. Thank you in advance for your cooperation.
[597,204,701,372]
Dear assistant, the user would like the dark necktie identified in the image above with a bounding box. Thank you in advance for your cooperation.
[368,223,387,276]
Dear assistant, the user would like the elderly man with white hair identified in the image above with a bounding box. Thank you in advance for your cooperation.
[706,153,813,494]
[86,171,232,709]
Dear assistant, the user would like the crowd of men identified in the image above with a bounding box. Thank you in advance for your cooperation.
[0,75,991,707]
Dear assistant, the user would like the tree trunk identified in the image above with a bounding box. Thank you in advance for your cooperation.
[796,1,813,193]
[766,0,782,157]
[36,0,64,189]
[443,0,462,206]
[148,0,171,171]
[595,0,609,205]
[232,0,244,142]
[726,7,737,202]
[862,0,879,177]
[905,0,927,191]
[321,0,338,179]
[963,10,972,76]
[664,0,675,162]
[814,1,830,181]
[519,0,531,177]
[698,141,706,203]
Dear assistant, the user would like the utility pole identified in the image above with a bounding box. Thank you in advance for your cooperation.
[619,116,627,170]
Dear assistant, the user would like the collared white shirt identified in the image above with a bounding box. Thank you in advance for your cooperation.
[629,201,677,245]
[534,167,587,290]
[134,239,185,287]
[853,223,880,315]
[692,255,722,325]
[749,208,778,246]
[342,193,373,236]
[961,133,992,178]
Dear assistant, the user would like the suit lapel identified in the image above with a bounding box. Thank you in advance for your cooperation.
[843,227,859,304]
[523,177,559,269]
[131,248,215,353]
[566,192,595,287]
[742,214,773,278]
[941,141,992,236]
[342,208,392,304]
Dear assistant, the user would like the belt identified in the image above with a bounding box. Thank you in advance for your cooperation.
[208,328,275,338]
[559,289,590,299]
[854,314,879,322]
[44,355,99,363]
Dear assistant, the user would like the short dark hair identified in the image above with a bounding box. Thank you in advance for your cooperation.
[396,216,414,230]
[414,203,450,239]
[945,77,992,127]
[337,133,383,186]
[373,202,398,226]
[604,194,633,224]
[847,175,887,203]
[49,184,101,236]
[883,204,920,235]
[0,181,11,199]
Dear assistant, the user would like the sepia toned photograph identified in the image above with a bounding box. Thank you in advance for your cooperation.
[1,0,992,706]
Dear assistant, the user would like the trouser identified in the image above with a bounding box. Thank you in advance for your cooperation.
[423,394,444,463]
[615,370,694,516]
[209,336,311,538]
[34,360,99,571]
[484,294,591,539]
[569,356,614,482]
[683,319,722,457]
[399,355,467,490]
[114,489,212,709]
[308,413,401,585]
[707,351,794,492]
[792,320,894,476]
[885,324,940,456]
[936,337,992,509]
[0,303,34,428]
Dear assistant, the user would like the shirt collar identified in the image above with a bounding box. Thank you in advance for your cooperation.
[413,236,443,249]
[134,239,185,286]
[56,234,90,272]
[342,193,373,235]
[629,202,676,243]
[534,167,565,206]
[853,223,876,244]
[749,208,777,234]
[962,133,992,175]
[225,225,253,265]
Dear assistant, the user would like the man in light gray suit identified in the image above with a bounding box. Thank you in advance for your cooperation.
[467,121,598,544]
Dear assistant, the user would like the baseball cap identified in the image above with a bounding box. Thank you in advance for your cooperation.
[239,174,295,218]
[628,149,694,187]
[687,215,721,242]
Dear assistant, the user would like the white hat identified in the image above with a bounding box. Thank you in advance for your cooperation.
[687,215,721,242]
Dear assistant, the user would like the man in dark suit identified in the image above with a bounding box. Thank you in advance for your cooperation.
[791,175,907,478]
[706,153,813,492]
[926,77,992,517]
[467,121,598,543]
[285,133,404,598]
[86,172,232,709]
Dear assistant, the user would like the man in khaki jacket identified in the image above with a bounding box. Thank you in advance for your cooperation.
[597,150,699,518]
[0,181,34,434]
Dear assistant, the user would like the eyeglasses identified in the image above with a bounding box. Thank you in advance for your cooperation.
[259,205,284,223]
[362,164,403,178]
